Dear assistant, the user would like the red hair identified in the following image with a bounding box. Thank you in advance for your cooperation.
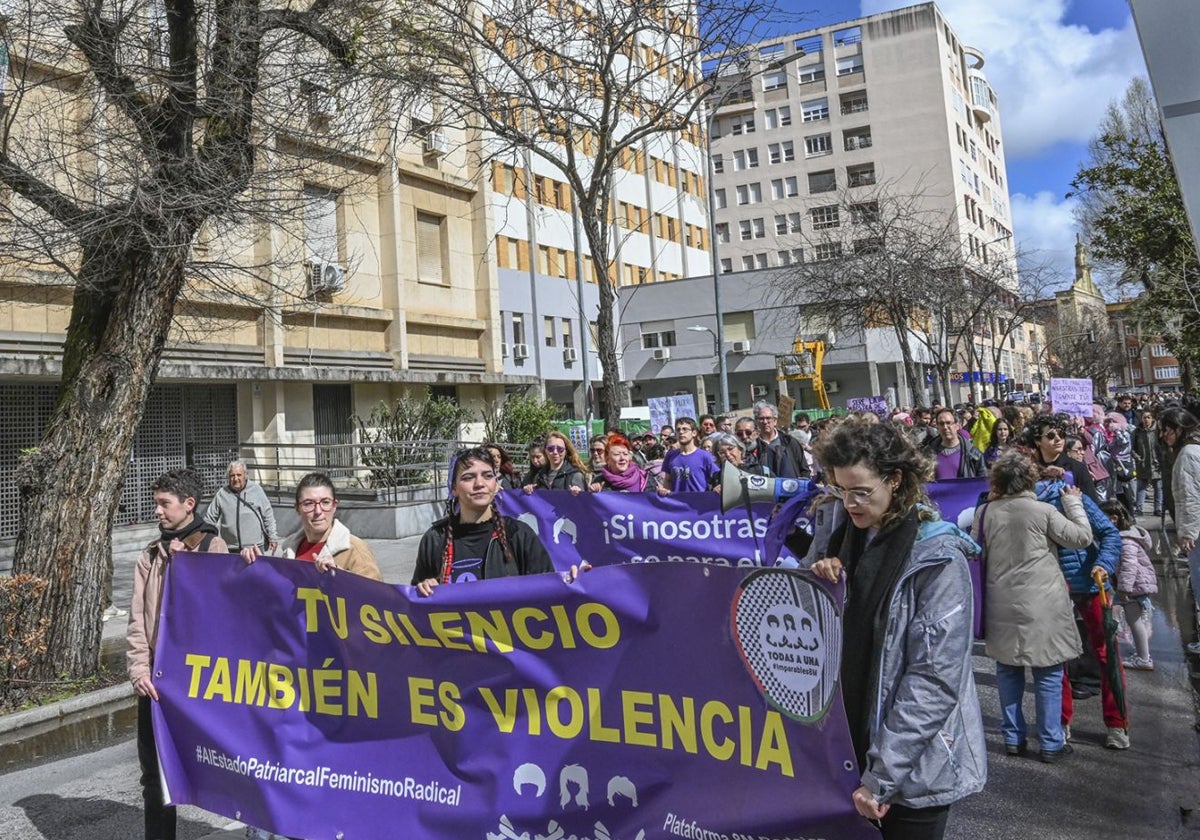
[605,434,632,453]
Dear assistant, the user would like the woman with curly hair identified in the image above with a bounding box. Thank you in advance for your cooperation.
[809,419,985,840]
[413,447,558,596]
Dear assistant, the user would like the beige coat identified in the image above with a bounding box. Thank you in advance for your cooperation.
[278,518,382,581]
[974,492,1091,667]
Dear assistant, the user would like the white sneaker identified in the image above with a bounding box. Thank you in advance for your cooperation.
[1063,724,1071,742]
[101,605,127,622]
[1105,727,1130,750]
[1187,641,1200,656]
[1126,655,1154,671]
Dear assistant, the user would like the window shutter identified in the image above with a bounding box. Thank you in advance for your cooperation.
[416,212,444,283]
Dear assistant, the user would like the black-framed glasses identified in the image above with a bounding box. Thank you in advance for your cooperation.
[1041,431,1063,441]
[736,429,755,438]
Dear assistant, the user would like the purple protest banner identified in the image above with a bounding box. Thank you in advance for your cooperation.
[152,554,879,840]
[496,489,776,570]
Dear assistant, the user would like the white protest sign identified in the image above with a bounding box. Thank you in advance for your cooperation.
[1049,378,1093,418]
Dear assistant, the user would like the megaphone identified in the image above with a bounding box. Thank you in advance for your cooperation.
[720,460,812,513]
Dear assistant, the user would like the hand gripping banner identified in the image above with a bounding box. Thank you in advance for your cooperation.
[153,554,880,840]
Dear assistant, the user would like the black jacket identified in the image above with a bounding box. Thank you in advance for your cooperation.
[752,430,811,479]
[412,515,554,585]
[529,463,588,492]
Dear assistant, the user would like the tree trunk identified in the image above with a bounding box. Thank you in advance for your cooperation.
[10,234,191,693]
[579,211,627,429]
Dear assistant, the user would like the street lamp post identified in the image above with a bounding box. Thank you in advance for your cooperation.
[688,325,718,412]
[703,50,807,414]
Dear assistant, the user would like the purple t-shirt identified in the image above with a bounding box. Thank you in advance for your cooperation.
[662,447,720,492]
[935,447,963,480]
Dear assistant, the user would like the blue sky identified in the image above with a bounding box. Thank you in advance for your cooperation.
[779,0,1148,291]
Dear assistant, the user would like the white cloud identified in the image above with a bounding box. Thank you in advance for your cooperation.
[861,0,1146,158]
[1010,190,1078,287]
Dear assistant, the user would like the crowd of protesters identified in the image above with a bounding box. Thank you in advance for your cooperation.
[126,388,1200,840]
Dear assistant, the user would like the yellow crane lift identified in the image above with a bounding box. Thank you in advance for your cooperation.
[776,338,831,410]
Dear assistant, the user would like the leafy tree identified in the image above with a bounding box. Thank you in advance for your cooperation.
[481,393,563,446]
[354,390,472,488]
[397,0,789,426]
[1071,78,1200,386]
[1,1,414,698]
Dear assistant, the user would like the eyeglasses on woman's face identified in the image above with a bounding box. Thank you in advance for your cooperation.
[298,497,335,512]
[1041,430,1063,441]
[544,445,566,454]
[827,477,887,507]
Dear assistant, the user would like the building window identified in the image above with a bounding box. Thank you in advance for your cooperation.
[808,170,836,194]
[304,187,340,264]
[739,219,753,241]
[777,248,803,265]
[1127,346,1139,358]
[733,148,759,170]
[801,98,829,122]
[511,312,526,346]
[773,211,801,234]
[811,205,840,229]
[735,182,762,205]
[814,242,843,261]
[1154,365,1180,380]
[640,326,677,349]
[714,188,727,209]
[840,92,868,114]
[768,141,795,164]
[719,258,732,274]
[850,201,879,224]
[712,153,724,174]
[765,106,792,129]
[544,316,556,347]
[1150,343,1170,357]
[1124,323,1136,335]
[762,70,787,91]
[730,116,755,135]
[715,222,730,243]
[804,134,832,157]
[836,55,864,76]
[847,163,876,187]
[770,176,799,199]
[741,255,756,271]
[416,211,446,283]
[844,127,872,151]
[562,318,573,351]
[798,64,825,84]
[752,217,765,238]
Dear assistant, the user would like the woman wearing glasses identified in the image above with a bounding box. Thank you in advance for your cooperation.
[242,472,381,580]
[1027,417,1099,503]
[522,430,588,495]
[809,419,984,840]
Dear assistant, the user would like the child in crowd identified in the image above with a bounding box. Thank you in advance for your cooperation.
[1103,500,1157,671]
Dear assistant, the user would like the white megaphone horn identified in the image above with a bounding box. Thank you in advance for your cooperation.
[719,460,811,513]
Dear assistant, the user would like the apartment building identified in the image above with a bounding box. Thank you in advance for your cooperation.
[0,19,533,538]
[486,3,712,418]
[1108,300,1184,393]
[707,2,1023,403]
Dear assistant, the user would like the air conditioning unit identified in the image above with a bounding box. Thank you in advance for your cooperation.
[501,342,510,358]
[512,343,530,360]
[751,384,769,398]
[652,348,671,362]
[423,131,450,155]
[563,347,578,363]
[823,380,840,393]
[732,340,751,354]
[307,260,346,294]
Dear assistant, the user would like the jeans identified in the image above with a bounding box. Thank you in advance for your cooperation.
[1135,477,1162,514]
[995,662,1065,751]
[1189,545,1200,615]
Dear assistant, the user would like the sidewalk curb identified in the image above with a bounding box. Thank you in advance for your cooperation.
[0,682,135,739]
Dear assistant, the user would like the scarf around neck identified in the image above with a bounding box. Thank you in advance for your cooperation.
[600,463,647,491]
[159,517,217,547]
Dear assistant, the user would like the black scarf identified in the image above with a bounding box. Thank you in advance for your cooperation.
[830,507,921,773]
[159,517,218,549]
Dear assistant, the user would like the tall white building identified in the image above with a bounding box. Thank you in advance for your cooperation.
[711,2,1015,274]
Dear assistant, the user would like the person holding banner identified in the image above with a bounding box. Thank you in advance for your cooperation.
[1027,416,1099,503]
[522,431,588,495]
[809,419,985,840]
[415,446,556,594]
[588,434,651,492]
[128,469,227,840]
[657,417,721,494]
[242,473,381,581]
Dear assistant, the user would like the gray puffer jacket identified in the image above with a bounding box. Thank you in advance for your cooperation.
[861,519,988,810]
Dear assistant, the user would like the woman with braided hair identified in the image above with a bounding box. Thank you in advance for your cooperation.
[412,446,557,596]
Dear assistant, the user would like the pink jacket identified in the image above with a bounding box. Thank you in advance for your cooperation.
[1117,525,1157,597]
